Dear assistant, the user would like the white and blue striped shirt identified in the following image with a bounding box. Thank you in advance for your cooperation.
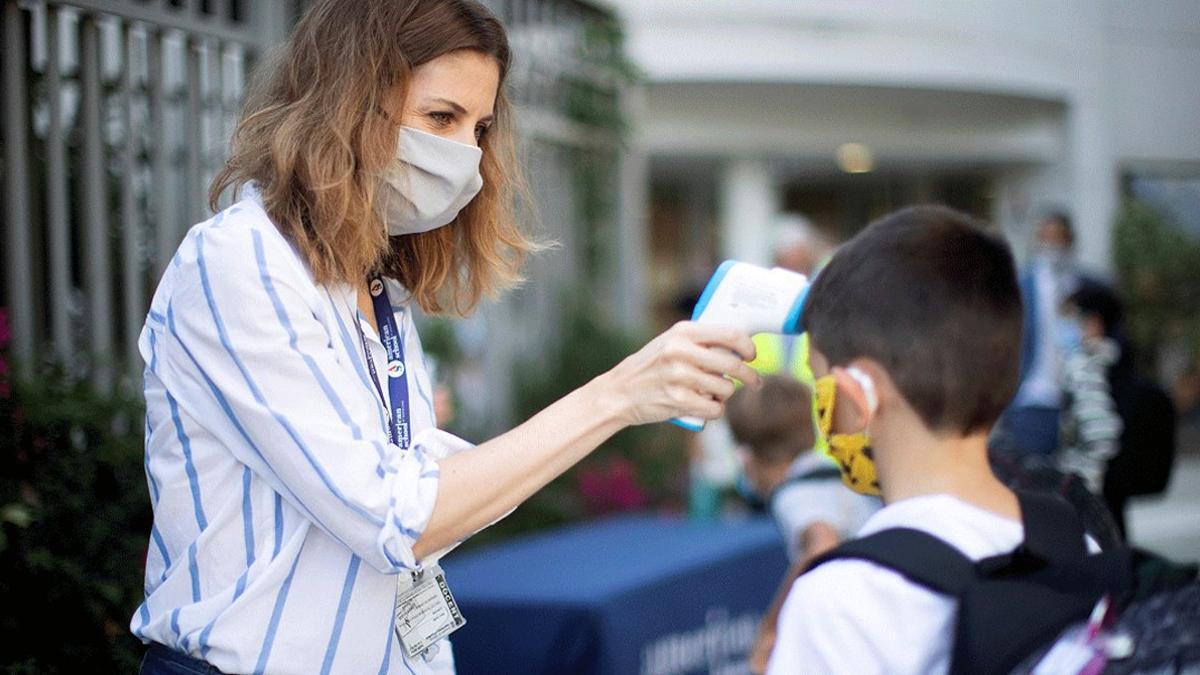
[131,189,466,674]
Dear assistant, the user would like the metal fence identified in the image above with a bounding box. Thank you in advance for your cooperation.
[1,0,300,389]
[2,0,626,414]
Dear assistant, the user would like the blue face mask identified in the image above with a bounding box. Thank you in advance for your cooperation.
[1056,317,1084,353]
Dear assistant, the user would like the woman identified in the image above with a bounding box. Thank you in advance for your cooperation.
[131,1,759,673]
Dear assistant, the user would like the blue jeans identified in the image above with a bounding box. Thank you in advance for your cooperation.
[996,406,1060,456]
[140,643,225,675]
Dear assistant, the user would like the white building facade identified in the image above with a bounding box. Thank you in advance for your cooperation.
[607,0,1200,323]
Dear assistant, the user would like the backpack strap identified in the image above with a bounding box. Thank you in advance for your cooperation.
[805,527,976,596]
[806,492,1086,592]
[1012,490,1087,564]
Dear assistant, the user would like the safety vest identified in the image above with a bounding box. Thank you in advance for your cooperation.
[747,332,828,455]
[748,332,815,391]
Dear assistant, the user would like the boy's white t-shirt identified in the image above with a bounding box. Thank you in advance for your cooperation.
[767,493,1091,675]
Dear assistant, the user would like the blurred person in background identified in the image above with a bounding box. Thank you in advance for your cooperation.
[726,376,878,673]
[1054,282,1123,494]
[132,1,761,673]
[746,214,836,391]
[999,211,1108,456]
[1062,283,1179,538]
[770,213,835,279]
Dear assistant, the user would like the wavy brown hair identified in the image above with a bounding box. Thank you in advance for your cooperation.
[210,0,539,314]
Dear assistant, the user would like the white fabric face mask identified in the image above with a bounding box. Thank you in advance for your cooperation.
[378,126,483,236]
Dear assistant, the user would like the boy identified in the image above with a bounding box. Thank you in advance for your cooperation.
[727,376,878,562]
[1062,282,1176,537]
[1055,282,1123,494]
[726,376,878,672]
[767,205,1086,674]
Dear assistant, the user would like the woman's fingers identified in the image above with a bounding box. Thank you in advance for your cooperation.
[657,331,761,420]
[689,370,737,402]
[661,325,762,390]
[606,320,764,426]
[680,342,763,390]
[670,386,724,420]
[671,321,758,362]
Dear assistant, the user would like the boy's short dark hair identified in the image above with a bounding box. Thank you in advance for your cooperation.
[802,205,1023,435]
[1066,279,1123,338]
[726,376,815,465]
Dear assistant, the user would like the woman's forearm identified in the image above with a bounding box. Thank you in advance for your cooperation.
[412,371,626,559]
[411,321,761,561]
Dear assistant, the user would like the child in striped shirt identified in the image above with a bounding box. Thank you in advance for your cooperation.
[1055,283,1123,493]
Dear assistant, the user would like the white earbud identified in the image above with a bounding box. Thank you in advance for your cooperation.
[845,367,879,416]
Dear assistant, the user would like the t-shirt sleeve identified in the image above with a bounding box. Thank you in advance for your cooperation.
[767,560,955,675]
[771,482,847,560]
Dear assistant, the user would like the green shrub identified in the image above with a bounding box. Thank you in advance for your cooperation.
[0,360,150,674]
[1113,199,1200,368]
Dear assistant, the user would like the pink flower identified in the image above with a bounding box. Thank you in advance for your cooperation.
[577,456,650,515]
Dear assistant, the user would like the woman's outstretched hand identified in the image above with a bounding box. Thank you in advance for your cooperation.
[414,321,760,559]
[597,321,762,427]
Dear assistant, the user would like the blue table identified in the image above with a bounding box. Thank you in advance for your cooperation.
[441,514,789,675]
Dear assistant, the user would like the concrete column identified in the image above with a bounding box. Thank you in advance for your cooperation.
[718,157,778,266]
[1065,10,1118,276]
[1066,92,1119,275]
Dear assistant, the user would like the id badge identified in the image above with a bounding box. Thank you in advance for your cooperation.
[394,564,466,659]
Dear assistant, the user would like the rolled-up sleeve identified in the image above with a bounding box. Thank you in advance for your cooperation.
[158,218,440,573]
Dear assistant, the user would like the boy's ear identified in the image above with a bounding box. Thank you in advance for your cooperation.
[830,365,876,431]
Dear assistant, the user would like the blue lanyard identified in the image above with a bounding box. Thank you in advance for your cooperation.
[358,277,411,450]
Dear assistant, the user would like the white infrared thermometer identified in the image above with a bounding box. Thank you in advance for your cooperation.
[672,260,811,431]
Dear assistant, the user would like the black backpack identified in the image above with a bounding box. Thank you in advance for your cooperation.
[1012,573,1200,674]
[989,450,1123,551]
[1106,376,1177,498]
[804,490,1135,675]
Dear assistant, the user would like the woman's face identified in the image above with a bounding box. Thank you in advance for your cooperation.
[397,49,499,148]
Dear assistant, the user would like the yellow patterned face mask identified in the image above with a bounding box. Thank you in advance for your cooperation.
[813,373,881,496]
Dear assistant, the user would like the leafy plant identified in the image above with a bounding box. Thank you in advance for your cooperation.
[1112,200,1200,368]
[460,297,689,550]
[564,18,641,134]
[0,325,151,673]
[565,17,640,285]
